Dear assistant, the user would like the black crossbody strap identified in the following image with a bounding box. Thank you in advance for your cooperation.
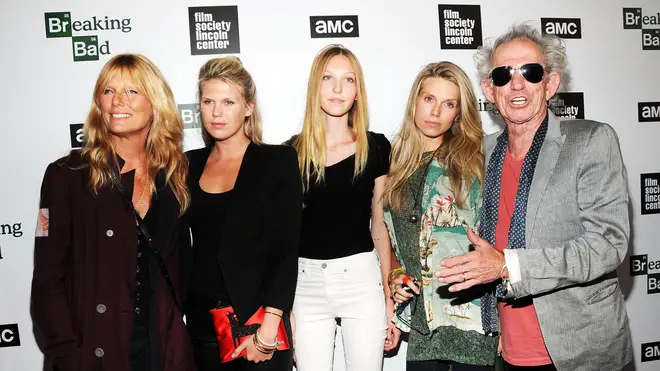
[112,171,181,311]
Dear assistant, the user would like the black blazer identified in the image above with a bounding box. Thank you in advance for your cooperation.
[184,142,303,323]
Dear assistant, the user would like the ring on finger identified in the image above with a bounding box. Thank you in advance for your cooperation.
[462,273,467,282]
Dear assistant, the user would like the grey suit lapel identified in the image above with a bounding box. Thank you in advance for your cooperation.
[525,112,566,245]
[483,129,502,166]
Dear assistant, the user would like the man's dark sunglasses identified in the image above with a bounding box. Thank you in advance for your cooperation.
[489,63,545,87]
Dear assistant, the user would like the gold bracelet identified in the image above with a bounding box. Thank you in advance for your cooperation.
[388,267,407,284]
[252,334,275,354]
[264,310,282,318]
[253,331,275,354]
[255,328,278,348]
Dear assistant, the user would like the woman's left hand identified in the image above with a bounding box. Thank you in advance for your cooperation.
[384,321,401,351]
[231,334,275,363]
[384,298,401,351]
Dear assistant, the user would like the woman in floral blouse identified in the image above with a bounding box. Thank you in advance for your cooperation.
[382,61,498,371]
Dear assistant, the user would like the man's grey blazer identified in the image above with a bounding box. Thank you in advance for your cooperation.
[484,112,633,371]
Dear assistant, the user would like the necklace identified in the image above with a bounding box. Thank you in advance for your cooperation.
[133,171,148,211]
[408,151,435,224]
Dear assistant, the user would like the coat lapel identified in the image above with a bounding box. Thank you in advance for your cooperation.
[149,170,180,257]
[524,113,566,246]
[231,141,261,196]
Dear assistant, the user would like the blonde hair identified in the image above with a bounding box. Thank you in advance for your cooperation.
[384,61,484,211]
[197,56,262,147]
[80,53,189,215]
[291,44,369,192]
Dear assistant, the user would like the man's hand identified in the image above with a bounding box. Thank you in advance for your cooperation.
[435,229,506,292]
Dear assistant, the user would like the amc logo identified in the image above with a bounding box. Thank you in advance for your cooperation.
[639,102,660,122]
[0,324,20,348]
[310,15,359,38]
[642,341,660,362]
[541,18,581,39]
[70,123,85,148]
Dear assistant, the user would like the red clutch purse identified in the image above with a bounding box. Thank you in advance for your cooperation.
[209,305,291,363]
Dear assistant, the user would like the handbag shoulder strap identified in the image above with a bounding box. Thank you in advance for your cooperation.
[112,171,181,311]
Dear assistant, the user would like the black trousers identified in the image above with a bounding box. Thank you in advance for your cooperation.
[191,340,293,371]
[505,362,557,371]
[407,360,494,371]
[186,292,294,371]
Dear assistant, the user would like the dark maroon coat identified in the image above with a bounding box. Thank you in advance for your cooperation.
[31,151,195,371]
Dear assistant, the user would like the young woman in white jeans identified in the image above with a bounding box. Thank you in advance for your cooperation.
[287,44,399,371]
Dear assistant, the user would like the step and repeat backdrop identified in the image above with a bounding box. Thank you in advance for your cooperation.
[0,0,658,370]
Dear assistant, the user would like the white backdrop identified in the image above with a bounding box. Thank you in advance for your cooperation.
[0,0,658,370]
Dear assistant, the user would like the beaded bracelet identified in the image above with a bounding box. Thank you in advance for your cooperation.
[388,267,407,284]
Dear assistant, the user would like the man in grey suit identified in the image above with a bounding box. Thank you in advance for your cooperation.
[435,24,633,371]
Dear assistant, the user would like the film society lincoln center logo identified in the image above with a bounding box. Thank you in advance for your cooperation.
[622,7,659,50]
[438,4,482,49]
[44,12,132,61]
[189,6,240,55]
[641,173,660,215]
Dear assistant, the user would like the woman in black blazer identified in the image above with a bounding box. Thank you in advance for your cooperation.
[183,56,302,371]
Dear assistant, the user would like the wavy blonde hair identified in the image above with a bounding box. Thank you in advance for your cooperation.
[80,53,189,215]
[197,56,262,147]
[384,62,484,211]
[291,44,369,192]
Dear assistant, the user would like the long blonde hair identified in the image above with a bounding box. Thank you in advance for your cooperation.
[384,62,483,211]
[291,44,369,191]
[197,56,262,147]
[80,53,189,215]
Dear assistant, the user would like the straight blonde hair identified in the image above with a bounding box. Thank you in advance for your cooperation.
[384,62,484,211]
[291,44,369,192]
[197,56,262,147]
[80,54,189,215]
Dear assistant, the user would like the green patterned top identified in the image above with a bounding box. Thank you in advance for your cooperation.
[384,156,498,365]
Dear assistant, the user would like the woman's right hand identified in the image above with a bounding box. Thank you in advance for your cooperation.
[389,274,420,304]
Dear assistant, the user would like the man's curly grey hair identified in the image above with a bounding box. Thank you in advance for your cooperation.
[474,23,568,84]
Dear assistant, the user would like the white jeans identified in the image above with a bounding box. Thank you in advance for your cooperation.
[292,250,387,371]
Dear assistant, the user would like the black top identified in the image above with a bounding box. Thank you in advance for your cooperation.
[184,143,303,323]
[133,224,153,324]
[187,184,234,302]
[295,131,391,260]
[122,170,160,370]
